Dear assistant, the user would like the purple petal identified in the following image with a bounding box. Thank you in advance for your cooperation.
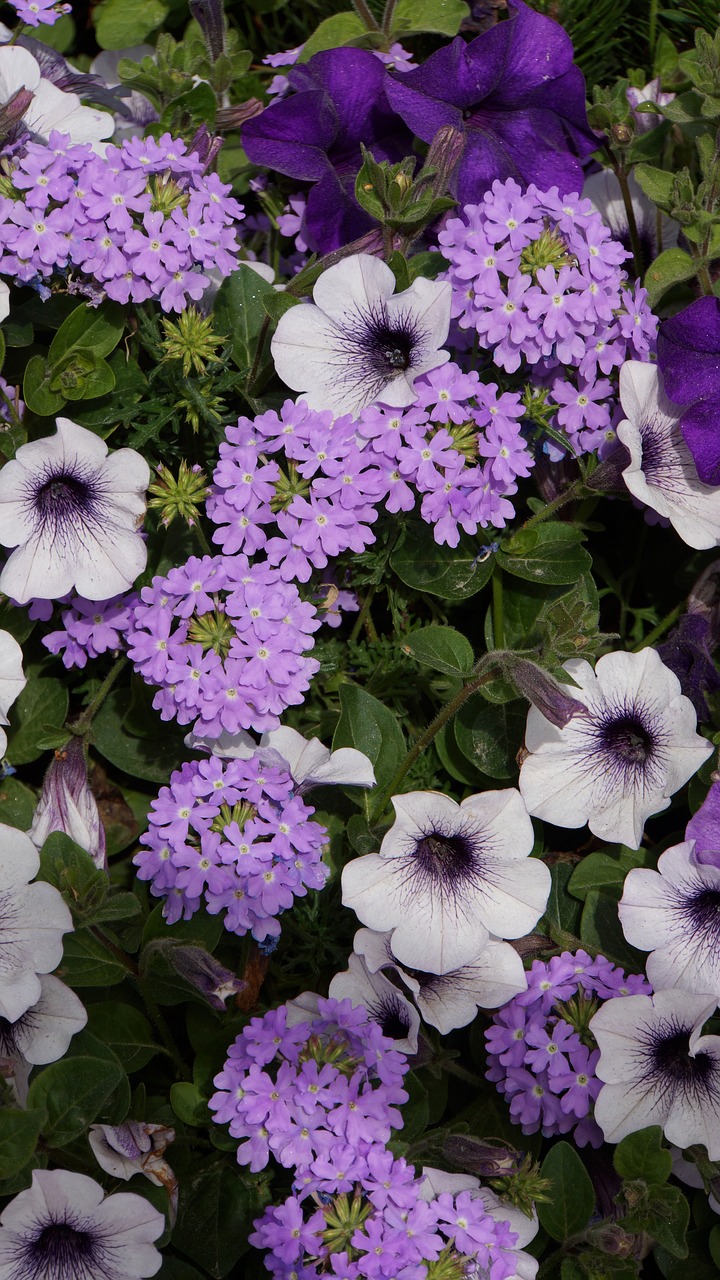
[658,296,720,402]
[241,89,337,182]
[687,778,720,868]
[305,172,374,253]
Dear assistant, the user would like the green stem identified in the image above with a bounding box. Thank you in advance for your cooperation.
[71,656,128,736]
[351,0,381,30]
[492,566,505,650]
[518,478,585,532]
[381,0,397,37]
[689,241,714,296]
[349,586,378,644]
[192,520,213,556]
[90,925,140,974]
[137,978,192,1081]
[368,668,498,825]
[615,164,644,278]
[632,601,682,651]
[442,1060,486,1087]
[648,0,659,55]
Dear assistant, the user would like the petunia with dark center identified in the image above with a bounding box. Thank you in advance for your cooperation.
[30,465,105,539]
[28,1219,100,1277]
[413,831,477,884]
[602,714,654,765]
[652,1030,715,1090]
[369,994,411,1041]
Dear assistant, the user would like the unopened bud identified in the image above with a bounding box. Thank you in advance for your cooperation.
[611,121,633,146]
[188,124,224,173]
[507,658,586,729]
[160,942,245,1010]
[0,87,34,142]
[30,739,107,871]
[218,98,264,132]
[588,1224,635,1257]
[442,1135,521,1178]
[189,0,226,61]
[423,123,465,195]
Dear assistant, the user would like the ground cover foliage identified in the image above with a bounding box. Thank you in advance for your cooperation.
[3,1,720,1278]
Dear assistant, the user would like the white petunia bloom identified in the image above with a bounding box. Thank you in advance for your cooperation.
[590,989,720,1155]
[583,170,679,263]
[341,789,550,975]
[0,824,73,1022]
[185,723,375,791]
[328,951,420,1053]
[0,46,113,153]
[618,839,720,997]
[0,973,86,1067]
[0,416,150,603]
[616,361,720,549]
[353,926,527,1034]
[0,629,26,759]
[270,253,452,416]
[518,648,711,849]
[0,1169,164,1279]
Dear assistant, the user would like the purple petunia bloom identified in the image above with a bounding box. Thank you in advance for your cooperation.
[657,295,720,485]
[384,0,598,207]
[241,48,412,253]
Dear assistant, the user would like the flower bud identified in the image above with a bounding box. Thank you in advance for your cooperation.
[506,658,587,729]
[442,1135,521,1177]
[0,87,34,142]
[159,942,245,1010]
[30,739,107,871]
[189,0,226,61]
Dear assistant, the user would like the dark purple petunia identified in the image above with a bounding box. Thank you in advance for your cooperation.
[686,776,720,867]
[241,48,412,253]
[384,0,598,206]
[657,612,720,723]
[657,296,720,486]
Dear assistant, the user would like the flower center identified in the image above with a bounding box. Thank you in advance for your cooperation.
[34,470,100,528]
[31,1221,98,1270]
[652,1029,715,1089]
[412,830,476,885]
[603,714,654,764]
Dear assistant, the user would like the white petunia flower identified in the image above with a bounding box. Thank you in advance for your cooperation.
[0,973,86,1067]
[616,361,720,549]
[590,989,720,1155]
[353,926,527,1034]
[341,789,550,975]
[0,46,113,152]
[0,416,150,603]
[518,648,711,849]
[185,723,375,791]
[0,1169,164,1279]
[270,253,452,416]
[329,951,420,1053]
[0,628,26,759]
[0,824,73,1022]
[618,839,720,996]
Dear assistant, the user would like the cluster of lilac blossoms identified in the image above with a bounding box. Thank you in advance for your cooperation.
[0,130,243,311]
[134,752,328,939]
[212,997,522,1280]
[126,553,320,737]
[43,591,136,668]
[486,950,651,1147]
[208,364,533,560]
[439,179,657,455]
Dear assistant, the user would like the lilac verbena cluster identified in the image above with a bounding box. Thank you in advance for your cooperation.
[134,753,328,938]
[0,130,243,311]
[126,553,320,736]
[43,592,136,669]
[212,997,520,1279]
[485,949,652,1148]
[207,366,534,561]
[439,178,658,455]
[9,0,70,26]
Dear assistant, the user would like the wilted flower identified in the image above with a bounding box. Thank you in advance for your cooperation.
[271,253,451,416]
[0,416,150,603]
[89,1121,178,1223]
[30,739,107,870]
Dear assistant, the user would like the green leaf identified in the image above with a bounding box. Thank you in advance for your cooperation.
[454,694,525,779]
[48,300,126,365]
[28,1056,124,1147]
[399,1071,430,1143]
[86,1003,160,1073]
[141,903,224,954]
[0,776,37,830]
[6,677,68,766]
[213,264,277,384]
[644,247,697,307]
[0,600,35,646]
[543,861,583,937]
[538,1141,595,1241]
[333,686,405,816]
[614,1127,672,1184]
[23,354,66,417]
[0,1110,44,1179]
[92,688,189,784]
[627,1183,689,1258]
[38,832,109,923]
[158,1260,206,1280]
[391,0,466,36]
[400,626,474,677]
[170,1082,211,1127]
[300,11,366,59]
[633,162,676,208]
[262,291,301,323]
[390,519,493,600]
[580,889,646,970]
[63,356,116,402]
[95,0,169,48]
[172,1162,258,1278]
[497,523,591,586]
[569,845,650,902]
[58,928,127,987]
[346,813,377,855]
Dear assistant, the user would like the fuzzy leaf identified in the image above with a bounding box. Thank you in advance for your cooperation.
[400,626,474,677]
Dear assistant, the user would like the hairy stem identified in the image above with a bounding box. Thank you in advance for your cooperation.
[71,656,128,736]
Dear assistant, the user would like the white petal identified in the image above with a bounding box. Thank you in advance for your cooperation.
[311,253,395,322]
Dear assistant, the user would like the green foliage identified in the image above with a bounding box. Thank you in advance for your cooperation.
[23,302,126,417]
[537,1142,595,1241]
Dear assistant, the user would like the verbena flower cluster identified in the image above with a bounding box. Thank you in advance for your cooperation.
[212,996,521,1280]
[0,131,243,311]
[134,753,329,939]
[485,949,652,1147]
[126,553,320,736]
[44,592,136,668]
[439,178,658,454]
[207,367,534,559]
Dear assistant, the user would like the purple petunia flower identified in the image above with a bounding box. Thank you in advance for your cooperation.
[657,295,720,485]
[384,0,598,207]
[241,48,412,253]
